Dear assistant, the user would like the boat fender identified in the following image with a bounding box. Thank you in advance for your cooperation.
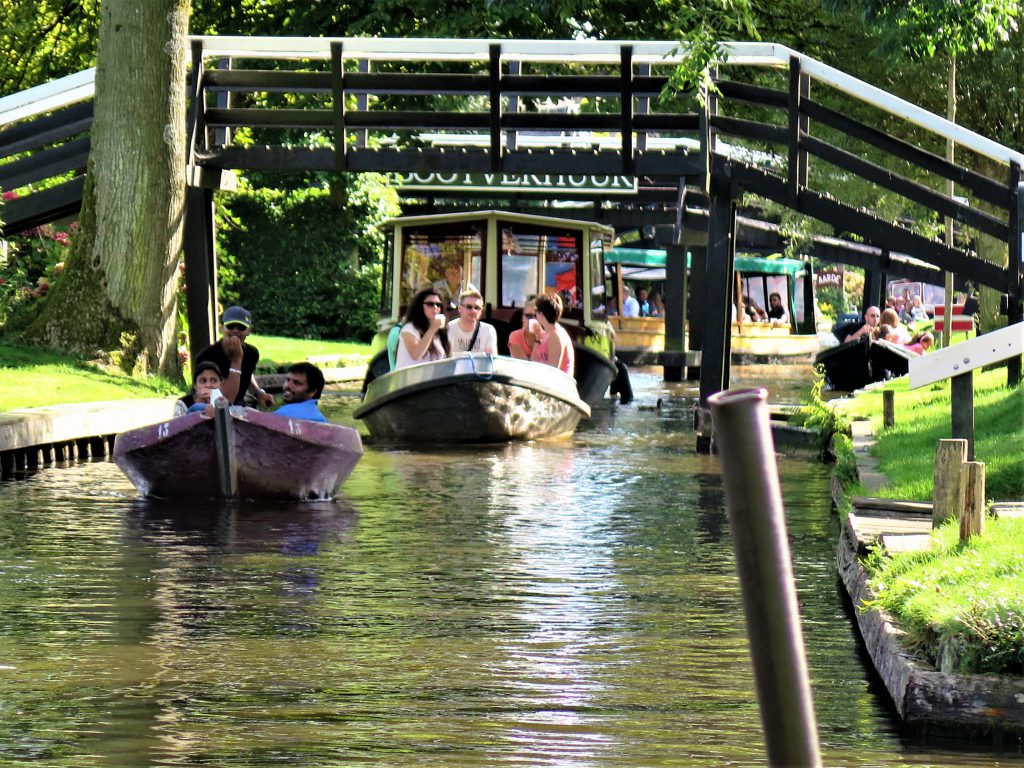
[609,358,634,405]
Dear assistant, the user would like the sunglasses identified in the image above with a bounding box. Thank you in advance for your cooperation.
[225,323,249,331]
[423,301,444,308]
[523,312,537,318]
[460,303,482,311]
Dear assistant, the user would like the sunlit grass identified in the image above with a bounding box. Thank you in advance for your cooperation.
[865,516,1024,674]
[249,335,371,371]
[0,343,177,412]
[833,368,1024,501]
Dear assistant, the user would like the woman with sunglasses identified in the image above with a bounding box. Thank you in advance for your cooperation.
[394,287,450,369]
[530,293,574,375]
[507,295,543,360]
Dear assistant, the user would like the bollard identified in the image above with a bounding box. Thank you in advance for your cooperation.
[959,461,986,544]
[213,399,238,498]
[708,388,822,768]
[933,439,967,527]
[882,389,895,429]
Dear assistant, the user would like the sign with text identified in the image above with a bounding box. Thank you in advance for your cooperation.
[394,172,638,195]
[815,264,843,289]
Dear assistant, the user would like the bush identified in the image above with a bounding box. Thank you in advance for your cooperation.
[0,211,74,330]
[213,174,399,341]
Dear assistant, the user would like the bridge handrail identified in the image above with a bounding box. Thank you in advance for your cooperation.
[2,38,1023,170]
[0,68,96,129]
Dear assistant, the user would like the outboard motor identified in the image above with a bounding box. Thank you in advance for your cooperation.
[609,357,634,405]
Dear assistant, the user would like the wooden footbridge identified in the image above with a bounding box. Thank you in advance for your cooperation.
[2,37,1022,425]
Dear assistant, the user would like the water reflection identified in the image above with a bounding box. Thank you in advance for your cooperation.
[0,374,1022,766]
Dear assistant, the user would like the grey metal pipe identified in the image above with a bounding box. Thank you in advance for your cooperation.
[213,400,237,498]
[707,387,821,768]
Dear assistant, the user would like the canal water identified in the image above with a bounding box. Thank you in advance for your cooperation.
[0,368,1020,767]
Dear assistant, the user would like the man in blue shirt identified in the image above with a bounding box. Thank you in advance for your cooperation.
[275,362,329,423]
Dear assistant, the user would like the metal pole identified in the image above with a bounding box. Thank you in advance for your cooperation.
[213,400,237,498]
[707,388,822,768]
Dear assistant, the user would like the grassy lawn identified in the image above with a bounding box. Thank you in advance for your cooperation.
[833,367,1024,501]
[0,337,372,413]
[252,335,371,371]
[865,514,1024,675]
[0,342,178,411]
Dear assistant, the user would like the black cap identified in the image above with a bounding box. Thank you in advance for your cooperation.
[221,306,252,328]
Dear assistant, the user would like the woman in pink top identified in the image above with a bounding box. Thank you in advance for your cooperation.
[508,296,543,360]
[530,293,574,375]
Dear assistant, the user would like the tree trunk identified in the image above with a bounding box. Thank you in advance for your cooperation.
[20,0,189,377]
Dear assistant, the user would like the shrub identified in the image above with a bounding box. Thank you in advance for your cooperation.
[213,174,399,341]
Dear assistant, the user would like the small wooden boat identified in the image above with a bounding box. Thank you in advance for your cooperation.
[815,336,918,391]
[354,354,591,443]
[113,407,364,500]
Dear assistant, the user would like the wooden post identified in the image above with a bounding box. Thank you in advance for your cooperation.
[959,461,986,544]
[933,438,967,527]
[882,390,895,429]
[950,372,975,460]
[213,401,237,498]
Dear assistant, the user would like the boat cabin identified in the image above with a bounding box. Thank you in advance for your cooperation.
[369,210,619,404]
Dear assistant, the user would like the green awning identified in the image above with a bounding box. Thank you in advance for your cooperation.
[605,247,807,279]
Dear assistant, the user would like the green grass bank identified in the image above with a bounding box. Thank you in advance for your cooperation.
[810,366,1024,676]
[0,337,371,413]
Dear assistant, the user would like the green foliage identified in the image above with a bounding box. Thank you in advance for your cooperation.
[0,0,99,95]
[792,366,852,449]
[864,516,1024,674]
[214,174,399,341]
[823,0,1020,60]
[0,219,74,330]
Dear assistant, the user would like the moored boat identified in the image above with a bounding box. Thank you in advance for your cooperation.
[815,336,918,391]
[604,248,822,364]
[113,407,364,500]
[365,209,621,406]
[354,354,591,443]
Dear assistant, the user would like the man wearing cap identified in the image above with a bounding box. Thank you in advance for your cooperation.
[193,306,274,407]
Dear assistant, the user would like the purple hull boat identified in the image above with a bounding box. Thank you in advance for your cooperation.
[113,407,364,500]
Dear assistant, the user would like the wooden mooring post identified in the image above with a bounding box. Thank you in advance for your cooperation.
[960,461,986,543]
[882,389,895,429]
[933,438,967,527]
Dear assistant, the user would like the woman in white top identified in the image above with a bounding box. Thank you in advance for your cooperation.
[394,287,450,369]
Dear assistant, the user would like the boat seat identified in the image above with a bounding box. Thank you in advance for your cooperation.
[386,324,402,370]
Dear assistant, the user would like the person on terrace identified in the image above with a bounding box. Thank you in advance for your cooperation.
[904,332,934,355]
[508,295,544,360]
[395,287,449,369]
[880,307,911,343]
[446,289,497,355]
[530,293,574,375]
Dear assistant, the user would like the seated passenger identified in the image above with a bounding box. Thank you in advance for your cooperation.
[447,289,498,355]
[743,295,767,322]
[508,296,544,360]
[395,287,450,369]
[909,295,928,322]
[274,362,329,423]
[880,308,911,343]
[846,306,881,341]
[904,332,934,355]
[767,292,789,324]
[530,293,574,375]
[174,361,225,417]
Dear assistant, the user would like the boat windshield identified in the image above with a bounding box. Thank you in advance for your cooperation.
[498,220,583,319]
[399,221,485,309]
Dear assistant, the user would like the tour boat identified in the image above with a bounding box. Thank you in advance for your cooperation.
[815,336,919,391]
[604,248,822,364]
[113,407,364,500]
[354,354,591,443]
[364,210,620,406]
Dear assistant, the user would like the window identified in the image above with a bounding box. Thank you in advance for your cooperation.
[399,221,484,310]
[498,220,582,319]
